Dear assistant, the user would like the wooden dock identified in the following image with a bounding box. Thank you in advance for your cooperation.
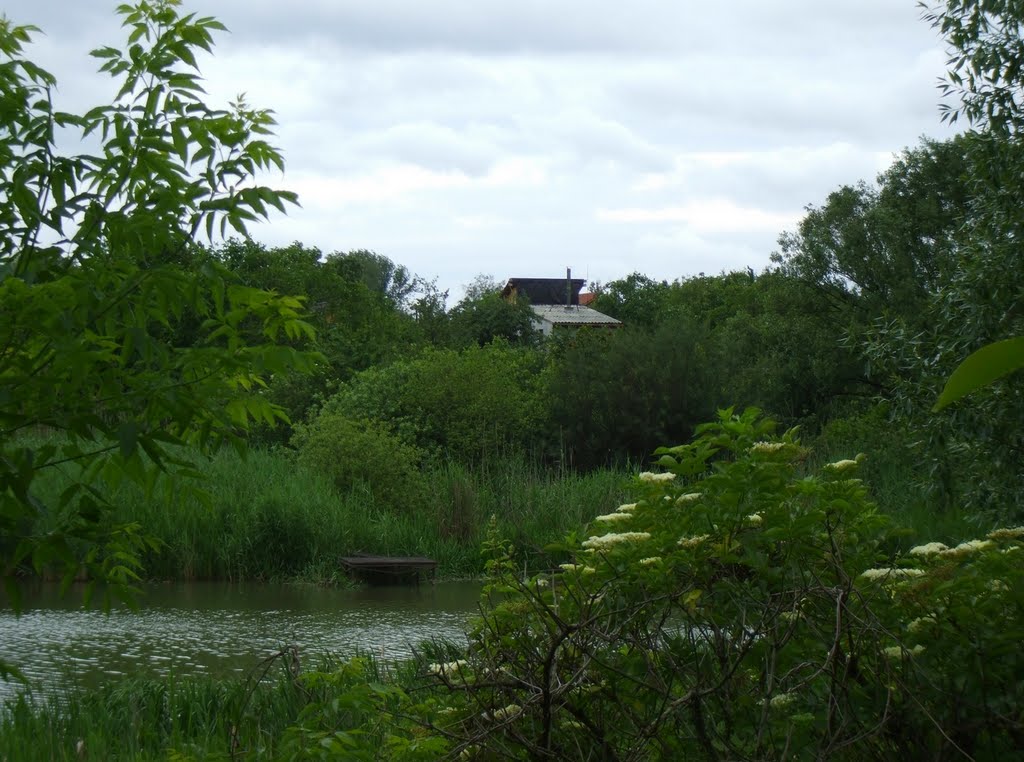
[340,555,438,585]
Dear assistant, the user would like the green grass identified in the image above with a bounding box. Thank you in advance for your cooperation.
[22,403,995,586]
[0,651,408,761]
[20,433,630,582]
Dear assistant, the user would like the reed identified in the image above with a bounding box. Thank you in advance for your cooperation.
[0,650,398,761]
[21,434,631,582]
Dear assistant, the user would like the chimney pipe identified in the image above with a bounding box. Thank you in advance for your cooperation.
[566,267,571,308]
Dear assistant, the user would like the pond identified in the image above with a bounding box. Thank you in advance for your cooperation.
[0,580,482,700]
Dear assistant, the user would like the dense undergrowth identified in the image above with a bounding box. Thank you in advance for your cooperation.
[4,410,1020,760]
[18,413,983,585]
[21,430,630,582]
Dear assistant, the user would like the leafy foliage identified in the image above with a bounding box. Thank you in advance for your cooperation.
[406,410,1024,759]
[293,414,428,514]
[317,342,548,463]
[0,1,313,606]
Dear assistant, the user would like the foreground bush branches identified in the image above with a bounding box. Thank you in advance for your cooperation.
[397,409,1022,760]
[0,0,314,620]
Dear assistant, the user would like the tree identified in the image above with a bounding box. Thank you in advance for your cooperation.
[0,1,313,618]
[772,136,973,329]
[449,276,540,348]
[589,272,672,329]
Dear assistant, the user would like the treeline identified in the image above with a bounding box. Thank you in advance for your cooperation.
[184,133,1021,526]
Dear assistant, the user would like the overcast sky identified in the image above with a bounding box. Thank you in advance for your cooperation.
[15,1,959,301]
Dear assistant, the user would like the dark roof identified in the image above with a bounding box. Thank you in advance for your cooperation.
[502,277,586,305]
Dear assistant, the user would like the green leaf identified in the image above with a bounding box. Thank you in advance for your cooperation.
[933,336,1024,411]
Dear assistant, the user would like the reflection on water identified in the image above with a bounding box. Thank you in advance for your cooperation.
[0,581,481,700]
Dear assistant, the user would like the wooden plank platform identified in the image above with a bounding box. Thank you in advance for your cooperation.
[340,555,437,585]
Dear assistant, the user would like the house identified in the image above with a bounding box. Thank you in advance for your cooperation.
[501,272,621,337]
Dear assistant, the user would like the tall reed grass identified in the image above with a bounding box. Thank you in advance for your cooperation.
[0,650,401,761]
[21,433,630,582]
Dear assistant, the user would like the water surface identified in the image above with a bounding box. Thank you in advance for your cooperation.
[0,581,481,699]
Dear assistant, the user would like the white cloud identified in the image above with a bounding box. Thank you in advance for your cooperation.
[598,200,802,235]
[6,0,963,297]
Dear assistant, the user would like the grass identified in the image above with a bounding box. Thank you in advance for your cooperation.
[20,433,630,583]
[18,403,994,586]
[0,649,412,761]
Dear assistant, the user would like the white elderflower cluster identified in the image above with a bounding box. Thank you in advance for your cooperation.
[581,532,651,550]
[639,556,662,566]
[746,513,763,526]
[676,492,701,505]
[908,542,948,556]
[639,471,676,483]
[427,660,468,676]
[488,704,521,722]
[678,534,710,548]
[825,459,858,472]
[593,511,632,524]
[859,567,925,582]
[558,563,595,575]
[987,526,1024,540]
[941,539,994,556]
[751,441,786,454]
[907,615,936,633]
[766,693,795,709]
[616,502,639,513]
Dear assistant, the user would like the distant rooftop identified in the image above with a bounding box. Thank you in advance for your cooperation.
[501,277,585,306]
[531,304,621,327]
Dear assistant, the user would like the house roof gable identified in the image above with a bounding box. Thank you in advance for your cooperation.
[501,277,585,305]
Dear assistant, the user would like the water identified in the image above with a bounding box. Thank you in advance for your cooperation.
[0,581,481,700]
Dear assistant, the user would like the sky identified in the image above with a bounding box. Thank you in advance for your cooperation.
[13,1,960,302]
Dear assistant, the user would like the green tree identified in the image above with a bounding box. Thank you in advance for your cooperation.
[0,1,313,614]
[546,322,713,468]
[849,2,1024,518]
[318,342,548,463]
[589,272,672,329]
[449,275,540,348]
[773,136,972,329]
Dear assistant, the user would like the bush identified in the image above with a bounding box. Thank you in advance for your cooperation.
[404,409,1024,759]
[319,342,548,463]
[293,414,427,513]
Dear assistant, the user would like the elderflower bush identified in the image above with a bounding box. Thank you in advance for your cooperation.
[417,408,1024,760]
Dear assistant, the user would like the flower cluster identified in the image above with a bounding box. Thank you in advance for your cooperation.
[616,502,638,513]
[883,645,925,658]
[907,615,936,633]
[559,563,596,574]
[908,542,948,556]
[860,567,925,581]
[678,534,710,548]
[766,693,796,709]
[582,532,651,550]
[675,492,701,504]
[942,539,993,556]
[428,660,468,677]
[488,704,522,722]
[825,459,858,472]
[593,512,632,524]
[638,471,676,483]
[988,526,1024,540]
[751,441,786,454]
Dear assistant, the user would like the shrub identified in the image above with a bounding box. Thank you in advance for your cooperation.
[407,408,1024,759]
[292,415,427,514]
